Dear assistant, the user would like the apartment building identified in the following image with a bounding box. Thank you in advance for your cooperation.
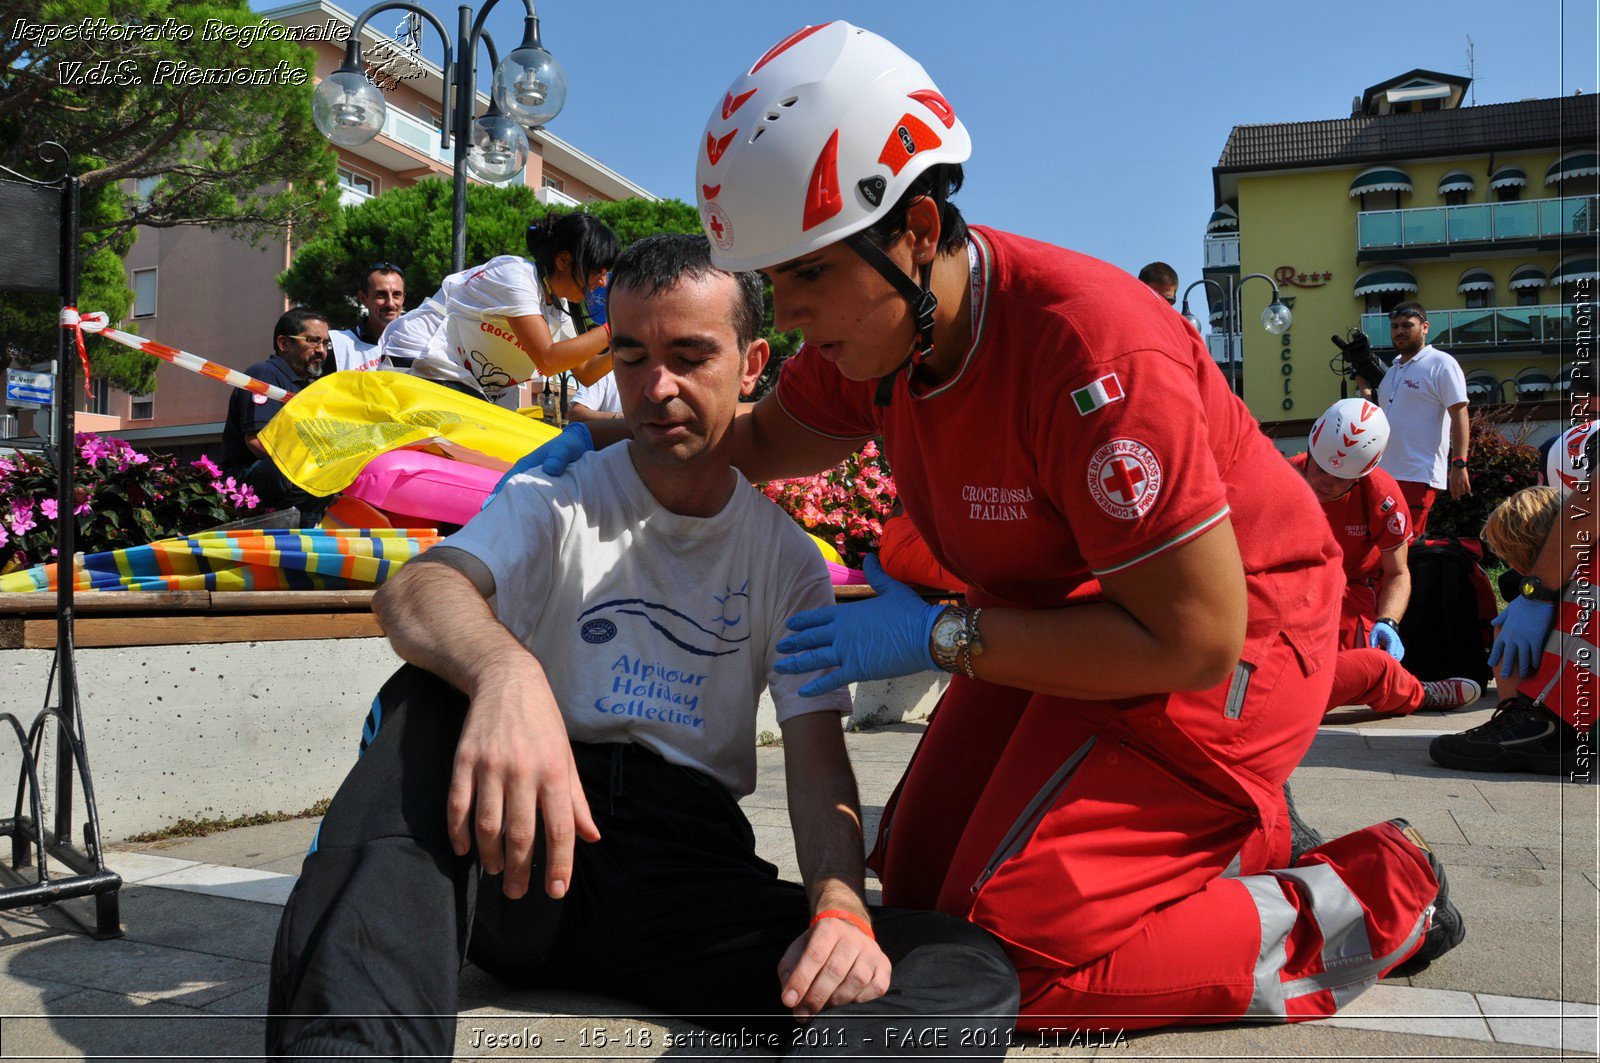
[1204,70,1596,434]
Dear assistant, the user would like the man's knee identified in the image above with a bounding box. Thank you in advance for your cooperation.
[875,910,1021,1018]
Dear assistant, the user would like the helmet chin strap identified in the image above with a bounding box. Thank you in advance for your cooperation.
[845,231,937,407]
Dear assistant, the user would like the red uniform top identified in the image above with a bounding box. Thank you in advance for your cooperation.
[777,227,1340,651]
[1288,454,1410,585]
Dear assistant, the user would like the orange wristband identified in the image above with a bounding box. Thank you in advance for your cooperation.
[810,908,874,939]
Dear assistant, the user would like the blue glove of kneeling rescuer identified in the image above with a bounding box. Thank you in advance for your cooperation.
[775,555,944,697]
[1487,594,1558,680]
[1368,620,1405,662]
[485,421,594,506]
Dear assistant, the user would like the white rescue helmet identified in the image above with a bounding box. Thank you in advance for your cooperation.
[1309,398,1390,478]
[1546,420,1597,497]
[694,21,972,273]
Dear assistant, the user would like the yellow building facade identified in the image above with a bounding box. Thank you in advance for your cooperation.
[1206,70,1596,431]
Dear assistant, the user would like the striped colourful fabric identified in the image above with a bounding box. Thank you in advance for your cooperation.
[0,528,442,593]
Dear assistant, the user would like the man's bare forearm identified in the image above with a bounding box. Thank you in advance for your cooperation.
[373,553,537,697]
[781,713,870,917]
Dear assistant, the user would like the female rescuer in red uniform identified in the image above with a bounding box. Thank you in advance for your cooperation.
[518,21,1460,1030]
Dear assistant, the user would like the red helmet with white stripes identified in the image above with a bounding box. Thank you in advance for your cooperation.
[1309,398,1390,478]
[694,21,972,272]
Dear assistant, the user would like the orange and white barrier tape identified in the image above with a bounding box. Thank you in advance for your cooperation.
[60,309,295,404]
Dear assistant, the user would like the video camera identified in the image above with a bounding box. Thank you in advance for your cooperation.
[1329,330,1388,388]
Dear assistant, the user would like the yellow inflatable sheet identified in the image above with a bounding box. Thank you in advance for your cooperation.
[260,371,559,497]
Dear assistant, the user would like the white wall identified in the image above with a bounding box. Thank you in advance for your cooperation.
[1,641,947,840]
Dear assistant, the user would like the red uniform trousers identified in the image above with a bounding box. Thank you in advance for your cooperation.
[1395,480,1438,539]
[1330,587,1426,716]
[1518,583,1599,735]
[871,607,1439,1031]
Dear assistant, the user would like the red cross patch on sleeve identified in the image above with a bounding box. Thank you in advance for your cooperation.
[1087,439,1163,521]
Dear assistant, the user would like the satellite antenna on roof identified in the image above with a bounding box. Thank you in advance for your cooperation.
[1466,36,1476,106]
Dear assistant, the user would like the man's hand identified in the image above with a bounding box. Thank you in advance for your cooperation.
[488,422,595,501]
[1369,620,1405,661]
[1449,465,1472,499]
[1488,596,1557,682]
[777,913,891,1022]
[775,555,942,696]
[447,663,601,899]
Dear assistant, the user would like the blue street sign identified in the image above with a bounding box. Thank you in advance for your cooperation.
[5,369,54,408]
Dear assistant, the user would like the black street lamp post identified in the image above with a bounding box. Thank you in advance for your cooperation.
[312,1,566,272]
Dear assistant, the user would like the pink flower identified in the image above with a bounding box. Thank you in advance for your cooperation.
[78,434,114,467]
[7,500,36,536]
[861,440,879,459]
[0,525,8,550]
[192,455,222,478]
[39,498,57,520]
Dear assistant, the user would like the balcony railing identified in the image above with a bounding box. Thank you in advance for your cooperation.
[1205,333,1241,363]
[1358,196,1596,250]
[380,106,449,164]
[1361,303,1576,349]
[536,185,580,208]
[338,184,374,208]
[1203,234,1240,269]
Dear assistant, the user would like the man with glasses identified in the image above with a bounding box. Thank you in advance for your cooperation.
[1370,303,1471,538]
[326,263,407,375]
[221,308,336,523]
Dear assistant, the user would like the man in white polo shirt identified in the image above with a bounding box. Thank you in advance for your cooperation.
[1371,302,1471,537]
[326,263,406,374]
[568,369,622,423]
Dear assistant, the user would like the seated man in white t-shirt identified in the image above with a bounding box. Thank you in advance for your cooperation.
[266,234,1019,1060]
[568,368,622,422]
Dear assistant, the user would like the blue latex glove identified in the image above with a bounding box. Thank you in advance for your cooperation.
[485,421,594,505]
[584,276,609,327]
[1368,620,1405,661]
[1488,595,1558,680]
[774,555,943,697]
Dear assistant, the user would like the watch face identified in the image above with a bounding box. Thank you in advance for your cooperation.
[932,613,964,653]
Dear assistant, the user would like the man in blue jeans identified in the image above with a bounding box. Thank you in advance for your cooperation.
[266,235,1019,1059]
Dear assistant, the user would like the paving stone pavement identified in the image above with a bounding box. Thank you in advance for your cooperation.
[0,693,1596,1060]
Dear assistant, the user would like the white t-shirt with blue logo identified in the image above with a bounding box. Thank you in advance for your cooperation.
[440,443,850,796]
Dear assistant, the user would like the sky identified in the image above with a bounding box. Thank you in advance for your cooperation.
[294,0,1598,295]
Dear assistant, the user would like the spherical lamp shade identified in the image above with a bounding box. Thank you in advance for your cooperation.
[1182,309,1205,334]
[1261,301,1293,335]
[494,44,567,128]
[465,115,530,183]
[313,69,386,146]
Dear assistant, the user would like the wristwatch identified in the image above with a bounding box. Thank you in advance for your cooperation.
[1520,575,1561,603]
[1374,616,1401,630]
[929,606,985,677]
[1449,457,1469,469]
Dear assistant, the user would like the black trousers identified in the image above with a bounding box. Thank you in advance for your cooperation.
[237,458,334,525]
[267,667,1019,1059]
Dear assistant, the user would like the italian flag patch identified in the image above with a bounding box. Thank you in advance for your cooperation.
[1072,373,1124,415]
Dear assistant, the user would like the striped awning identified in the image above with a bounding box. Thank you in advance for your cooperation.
[1551,256,1600,285]
[1546,151,1600,186]
[1437,169,1475,195]
[1509,264,1547,290]
[1349,165,1412,198]
[1457,267,1495,293]
[1489,165,1528,191]
[1207,204,1239,233]
[1353,265,1419,297]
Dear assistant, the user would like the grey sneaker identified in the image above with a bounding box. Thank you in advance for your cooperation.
[1389,818,1465,973]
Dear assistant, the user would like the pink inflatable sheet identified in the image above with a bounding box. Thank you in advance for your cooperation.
[344,449,503,527]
